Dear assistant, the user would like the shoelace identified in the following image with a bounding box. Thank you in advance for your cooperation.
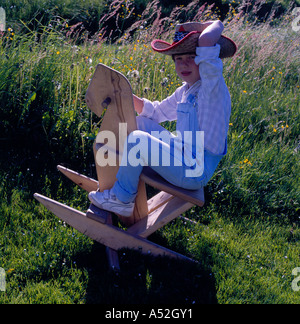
[103,190,117,201]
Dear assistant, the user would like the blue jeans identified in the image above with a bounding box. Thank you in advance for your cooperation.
[112,116,224,203]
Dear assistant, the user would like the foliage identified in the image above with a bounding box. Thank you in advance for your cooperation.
[2,0,300,37]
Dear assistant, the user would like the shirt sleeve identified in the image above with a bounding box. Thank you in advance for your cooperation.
[194,44,223,97]
[139,87,184,123]
[194,44,232,155]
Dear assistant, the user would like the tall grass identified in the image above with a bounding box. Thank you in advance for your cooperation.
[0,0,299,304]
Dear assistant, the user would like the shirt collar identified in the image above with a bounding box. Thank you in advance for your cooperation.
[182,79,201,100]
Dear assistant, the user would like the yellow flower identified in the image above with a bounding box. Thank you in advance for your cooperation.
[241,159,253,166]
[243,90,247,93]
[229,122,233,126]
[273,128,277,132]
[56,51,60,55]
[7,268,14,274]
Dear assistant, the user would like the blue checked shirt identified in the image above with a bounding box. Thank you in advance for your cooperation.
[140,44,231,156]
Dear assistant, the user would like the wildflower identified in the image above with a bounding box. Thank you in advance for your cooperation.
[128,70,140,79]
[161,77,169,86]
[56,51,60,55]
[243,90,247,93]
[240,159,252,166]
[7,269,14,274]
[273,128,277,133]
[55,82,62,90]
[229,123,233,126]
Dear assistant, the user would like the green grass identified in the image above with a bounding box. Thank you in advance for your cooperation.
[0,0,300,304]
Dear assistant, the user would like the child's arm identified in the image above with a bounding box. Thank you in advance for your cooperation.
[134,88,181,123]
[198,20,224,47]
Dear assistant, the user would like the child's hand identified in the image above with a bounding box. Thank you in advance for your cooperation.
[198,20,224,47]
[198,21,214,32]
[133,95,144,114]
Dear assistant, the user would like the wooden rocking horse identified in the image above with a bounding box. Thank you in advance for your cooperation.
[34,64,205,270]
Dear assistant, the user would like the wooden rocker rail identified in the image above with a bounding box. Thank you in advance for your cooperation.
[34,193,194,263]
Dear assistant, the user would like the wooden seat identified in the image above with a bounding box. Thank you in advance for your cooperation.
[141,167,204,207]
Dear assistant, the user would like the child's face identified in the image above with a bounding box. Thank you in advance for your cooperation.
[174,54,200,86]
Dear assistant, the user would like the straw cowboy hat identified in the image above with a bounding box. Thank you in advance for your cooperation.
[151,22,237,59]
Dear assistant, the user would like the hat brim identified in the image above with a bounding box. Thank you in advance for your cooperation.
[151,31,237,59]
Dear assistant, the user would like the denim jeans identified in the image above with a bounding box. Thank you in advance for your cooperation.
[112,97,225,203]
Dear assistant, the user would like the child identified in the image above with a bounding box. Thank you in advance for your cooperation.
[88,21,237,217]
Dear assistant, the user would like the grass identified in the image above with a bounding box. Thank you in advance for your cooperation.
[0,0,300,304]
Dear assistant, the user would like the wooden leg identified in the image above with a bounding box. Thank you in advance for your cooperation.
[147,191,174,214]
[86,204,120,270]
[106,213,120,271]
[128,195,194,238]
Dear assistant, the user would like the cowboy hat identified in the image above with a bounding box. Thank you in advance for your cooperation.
[151,22,237,59]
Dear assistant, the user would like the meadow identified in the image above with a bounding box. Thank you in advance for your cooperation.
[0,0,299,304]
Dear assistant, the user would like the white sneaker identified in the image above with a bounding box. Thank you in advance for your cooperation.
[88,189,134,217]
